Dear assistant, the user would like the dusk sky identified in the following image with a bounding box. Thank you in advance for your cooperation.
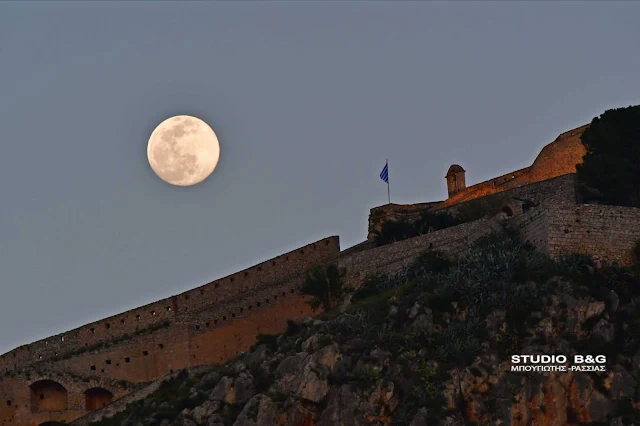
[1,1,639,354]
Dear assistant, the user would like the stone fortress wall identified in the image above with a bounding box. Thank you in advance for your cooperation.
[0,237,340,426]
[515,203,640,266]
[2,121,639,426]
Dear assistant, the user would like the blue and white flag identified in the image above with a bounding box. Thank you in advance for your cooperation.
[380,162,389,183]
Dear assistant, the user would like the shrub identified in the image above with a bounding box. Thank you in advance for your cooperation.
[373,211,463,246]
[301,264,345,310]
[576,105,640,207]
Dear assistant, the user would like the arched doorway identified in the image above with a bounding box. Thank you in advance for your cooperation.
[85,387,114,411]
[29,380,68,413]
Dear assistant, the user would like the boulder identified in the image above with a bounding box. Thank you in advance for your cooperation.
[233,395,280,426]
[191,400,221,425]
[592,319,615,342]
[273,352,330,403]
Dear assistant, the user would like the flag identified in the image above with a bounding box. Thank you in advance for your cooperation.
[380,162,389,183]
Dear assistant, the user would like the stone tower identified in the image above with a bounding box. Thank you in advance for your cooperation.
[446,164,466,197]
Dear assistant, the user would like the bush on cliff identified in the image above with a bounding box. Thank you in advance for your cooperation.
[301,264,345,310]
[373,211,462,246]
[577,105,640,207]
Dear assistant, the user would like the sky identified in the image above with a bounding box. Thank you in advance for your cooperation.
[0,1,639,354]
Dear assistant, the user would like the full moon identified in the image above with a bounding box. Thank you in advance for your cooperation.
[147,115,220,186]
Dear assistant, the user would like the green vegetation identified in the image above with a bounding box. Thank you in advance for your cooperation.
[373,210,462,246]
[301,264,345,310]
[372,199,504,247]
[576,105,640,207]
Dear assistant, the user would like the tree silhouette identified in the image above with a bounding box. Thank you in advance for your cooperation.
[576,105,640,207]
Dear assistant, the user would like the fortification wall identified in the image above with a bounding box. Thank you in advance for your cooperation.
[515,204,640,266]
[367,174,578,241]
[367,202,441,240]
[0,236,339,426]
[511,205,551,255]
[341,217,502,285]
[545,204,640,265]
[0,237,339,374]
[0,370,133,426]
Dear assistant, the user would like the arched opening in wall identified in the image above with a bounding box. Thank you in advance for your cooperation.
[85,387,114,411]
[500,206,514,218]
[29,380,68,413]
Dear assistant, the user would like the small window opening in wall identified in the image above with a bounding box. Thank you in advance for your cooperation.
[61,336,64,342]
[90,365,96,371]
[159,343,164,349]
[206,322,210,327]
[6,400,11,406]
[265,299,269,303]
[166,306,171,311]
[105,323,110,329]
[143,351,149,356]
[244,272,248,277]
[222,316,227,321]
[121,319,126,324]
[248,305,253,310]
[272,261,276,266]
[300,250,304,255]
[240,308,244,313]
[136,315,140,320]
[274,295,278,300]
[195,325,200,330]
[45,340,48,345]
[151,310,156,316]
[285,256,289,261]
[101,369,105,373]
[40,394,44,400]
[214,319,218,324]
[125,357,130,363]
[230,277,234,283]
[256,302,261,307]
[282,291,286,296]
[90,328,95,334]
[106,359,111,365]
[325,240,330,245]
[290,289,295,294]
[185,294,190,300]
[232,313,236,318]
[214,283,219,288]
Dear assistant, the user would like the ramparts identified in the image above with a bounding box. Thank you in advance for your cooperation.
[515,203,640,265]
[0,236,340,426]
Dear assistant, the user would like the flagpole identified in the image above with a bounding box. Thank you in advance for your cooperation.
[387,159,391,204]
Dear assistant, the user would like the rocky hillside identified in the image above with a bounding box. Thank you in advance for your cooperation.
[88,227,640,426]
